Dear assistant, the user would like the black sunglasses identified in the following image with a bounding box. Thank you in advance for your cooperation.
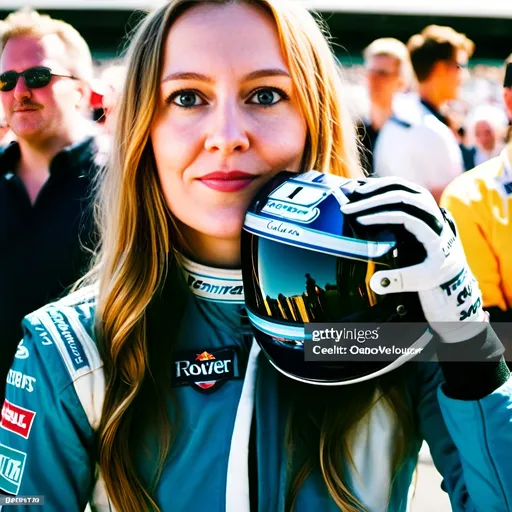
[0,66,77,92]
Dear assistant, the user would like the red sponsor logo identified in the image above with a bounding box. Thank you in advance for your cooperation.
[194,351,218,390]
[0,400,36,439]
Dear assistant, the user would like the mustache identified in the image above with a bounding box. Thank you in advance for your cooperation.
[11,102,43,113]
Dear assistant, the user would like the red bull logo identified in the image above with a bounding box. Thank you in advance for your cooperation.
[194,351,220,390]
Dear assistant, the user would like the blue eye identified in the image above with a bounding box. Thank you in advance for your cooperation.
[248,88,287,106]
[167,90,205,108]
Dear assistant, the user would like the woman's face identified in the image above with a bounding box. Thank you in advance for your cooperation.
[151,2,307,266]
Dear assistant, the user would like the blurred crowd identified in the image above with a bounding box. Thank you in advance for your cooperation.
[0,6,511,510]
[347,29,510,183]
[346,60,508,137]
[1,7,511,402]
[2,13,510,180]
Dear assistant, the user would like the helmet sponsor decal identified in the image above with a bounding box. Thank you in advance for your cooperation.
[260,180,326,224]
[244,212,395,259]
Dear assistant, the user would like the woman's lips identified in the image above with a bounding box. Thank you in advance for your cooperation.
[198,171,257,192]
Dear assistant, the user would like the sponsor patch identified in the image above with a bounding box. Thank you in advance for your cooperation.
[460,296,482,321]
[171,347,241,394]
[261,180,326,224]
[184,274,244,303]
[6,371,36,393]
[1,401,36,440]
[440,268,467,297]
[261,200,320,224]
[14,341,29,360]
[47,310,89,371]
[0,444,27,495]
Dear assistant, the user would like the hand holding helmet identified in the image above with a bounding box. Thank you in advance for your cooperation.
[341,177,487,343]
[241,170,434,386]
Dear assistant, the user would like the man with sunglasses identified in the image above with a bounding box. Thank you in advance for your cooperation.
[373,25,474,203]
[0,9,99,405]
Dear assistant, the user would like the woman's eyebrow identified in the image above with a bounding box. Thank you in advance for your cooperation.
[161,68,291,84]
[162,71,213,84]
[243,68,291,81]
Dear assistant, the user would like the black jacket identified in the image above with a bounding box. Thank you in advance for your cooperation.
[0,136,100,402]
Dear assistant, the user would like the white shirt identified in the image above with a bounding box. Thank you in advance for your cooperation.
[373,96,464,191]
[474,146,502,167]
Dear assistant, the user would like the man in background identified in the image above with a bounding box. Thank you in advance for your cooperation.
[357,37,412,175]
[373,25,474,202]
[441,54,512,327]
[0,8,100,403]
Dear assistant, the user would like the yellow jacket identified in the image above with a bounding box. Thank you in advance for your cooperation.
[441,153,512,311]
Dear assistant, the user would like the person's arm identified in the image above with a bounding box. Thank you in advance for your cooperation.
[0,308,98,511]
[440,180,508,313]
[416,347,512,512]
[341,175,512,509]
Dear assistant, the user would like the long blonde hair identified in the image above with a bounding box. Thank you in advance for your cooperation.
[85,1,413,510]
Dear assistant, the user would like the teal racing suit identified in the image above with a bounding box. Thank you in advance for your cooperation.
[1,256,512,511]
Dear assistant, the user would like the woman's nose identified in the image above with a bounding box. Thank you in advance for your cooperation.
[204,102,250,155]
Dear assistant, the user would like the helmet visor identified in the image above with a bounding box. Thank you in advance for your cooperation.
[242,232,396,326]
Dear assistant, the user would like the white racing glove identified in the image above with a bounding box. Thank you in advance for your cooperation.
[341,177,487,343]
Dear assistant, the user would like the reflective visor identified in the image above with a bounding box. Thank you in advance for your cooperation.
[241,170,430,385]
[241,227,429,385]
[242,230,398,328]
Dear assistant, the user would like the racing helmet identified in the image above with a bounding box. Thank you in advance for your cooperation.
[241,170,434,386]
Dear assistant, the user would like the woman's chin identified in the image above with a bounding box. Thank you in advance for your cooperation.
[202,223,245,241]
[198,211,246,237]
[179,218,245,243]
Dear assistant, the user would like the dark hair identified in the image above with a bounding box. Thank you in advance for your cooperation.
[407,25,474,82]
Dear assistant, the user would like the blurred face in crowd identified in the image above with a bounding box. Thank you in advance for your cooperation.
[435,49,468,102]
[474,120,496,152]
[0,35,83,145]
[151,3,307,262]
[365,54,404,107]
